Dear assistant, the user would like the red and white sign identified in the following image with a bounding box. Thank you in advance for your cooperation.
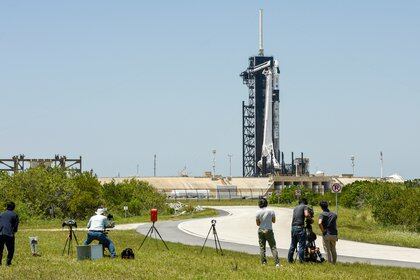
[331,183,342,193]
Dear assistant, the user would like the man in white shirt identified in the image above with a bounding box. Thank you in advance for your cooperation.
[83,208,116,258]
[256,197,280,267]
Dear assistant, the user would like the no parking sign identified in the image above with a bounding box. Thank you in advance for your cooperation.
[331,183,342,215]
[331,183,342,193]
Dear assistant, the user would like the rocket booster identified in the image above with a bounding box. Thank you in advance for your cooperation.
[257,66,280,171]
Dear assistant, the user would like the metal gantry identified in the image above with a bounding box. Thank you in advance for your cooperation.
[0,155,82,174]
[241,76,256,177]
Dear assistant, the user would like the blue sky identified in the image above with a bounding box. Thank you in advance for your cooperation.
[1,1,419,178]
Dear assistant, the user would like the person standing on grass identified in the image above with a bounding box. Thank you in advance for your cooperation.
[0,202,19,266]
[288,197,310,263]
[318,200,338,264]
[256,197,280,267]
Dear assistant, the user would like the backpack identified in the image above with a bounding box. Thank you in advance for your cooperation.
[121,248,135,259]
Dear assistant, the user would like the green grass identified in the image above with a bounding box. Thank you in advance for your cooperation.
[20,208,218,230]
[1,230,418,280]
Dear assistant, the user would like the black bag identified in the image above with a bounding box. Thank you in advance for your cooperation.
[121,248,135,259]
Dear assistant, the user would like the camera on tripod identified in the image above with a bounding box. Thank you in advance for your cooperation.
[61,219,79,255]
[62,219,77,228]
[211,219,216,225]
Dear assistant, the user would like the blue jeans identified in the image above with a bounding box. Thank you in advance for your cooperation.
[83,231,116,257]
[288,226,306,263]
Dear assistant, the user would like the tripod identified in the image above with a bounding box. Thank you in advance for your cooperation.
[139,222,169,250]
[201,220,223,255]
[62,225,79,255]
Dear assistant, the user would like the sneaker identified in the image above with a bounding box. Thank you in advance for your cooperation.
[275,263,283,268]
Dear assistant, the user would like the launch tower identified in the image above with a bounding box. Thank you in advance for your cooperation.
[240,9,280,177]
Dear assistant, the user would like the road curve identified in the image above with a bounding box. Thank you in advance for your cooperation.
[137,206,420,269]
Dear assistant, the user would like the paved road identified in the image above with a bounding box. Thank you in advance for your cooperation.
[136,206,420,269]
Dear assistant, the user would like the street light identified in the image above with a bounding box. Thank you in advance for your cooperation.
[212,149,216,179]
[227,154,233,178]
[380,151,383,179]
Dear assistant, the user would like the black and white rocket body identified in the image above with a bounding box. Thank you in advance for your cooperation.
[240,9,281,176]
[257,66,280,170]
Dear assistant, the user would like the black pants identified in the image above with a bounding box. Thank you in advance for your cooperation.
[0,235,15,265]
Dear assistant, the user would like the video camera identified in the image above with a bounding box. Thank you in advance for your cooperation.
[305,207,315,229]
[303,206,325,263]
[62,219,77,228]
[107,214,115,228]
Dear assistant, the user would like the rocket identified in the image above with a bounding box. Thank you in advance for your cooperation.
[257,65,280,171]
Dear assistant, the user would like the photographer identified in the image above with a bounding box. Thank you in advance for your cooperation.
[287,198,310,263]
[0,202,19,266]
[256,197,280,267]
[318,201,338,264]
[83,208,116,258]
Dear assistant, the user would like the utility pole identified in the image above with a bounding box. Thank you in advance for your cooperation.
[212,149,216,179]
[227,154,233,178]
[380,151,383,179]
[153,154,156,177]
[136,164,139,177]
[350,155,355,175]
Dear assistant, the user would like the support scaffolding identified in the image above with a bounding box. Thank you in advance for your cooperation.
[0,155,82,174]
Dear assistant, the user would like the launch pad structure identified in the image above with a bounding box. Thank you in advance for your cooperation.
[0,155,82,174]
[240,10,308,178]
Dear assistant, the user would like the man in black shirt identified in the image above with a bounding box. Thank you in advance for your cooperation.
[287,198,310,263]
[318,200,338,264]
[0,201,19,266]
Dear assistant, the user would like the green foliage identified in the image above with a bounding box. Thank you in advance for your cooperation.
[268,181,420,232]
[67,171,104,219]
[0,168,166,220]
[268,185,334,207]
[340,180,377,208]
[405,179,420,188]
[102,179,167,216]
[340,181,420,232]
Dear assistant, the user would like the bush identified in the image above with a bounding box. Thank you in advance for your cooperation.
[340,181,377,208]
[102,179,167,216]
[340,181,420,232]
[269,185,335,207]
[0,168,166,220]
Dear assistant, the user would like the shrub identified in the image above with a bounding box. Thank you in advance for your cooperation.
[268,186,335,207]
[0,168,166,220]
[102,179,167,216]
[340,180,420,232]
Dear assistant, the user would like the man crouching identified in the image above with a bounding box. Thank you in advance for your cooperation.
[256,197,280,267]
[83,207,116,258]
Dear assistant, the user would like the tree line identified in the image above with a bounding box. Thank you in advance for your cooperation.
[0,167,166,221]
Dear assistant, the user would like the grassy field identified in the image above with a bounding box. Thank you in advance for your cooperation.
[1,230,418,280]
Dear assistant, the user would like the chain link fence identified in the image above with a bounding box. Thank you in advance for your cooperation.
[163,188,269,201]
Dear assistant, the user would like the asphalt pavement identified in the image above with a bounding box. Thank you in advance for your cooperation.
[136,206,420,269]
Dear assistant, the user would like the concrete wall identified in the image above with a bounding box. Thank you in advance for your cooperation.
[98,175,381,198]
